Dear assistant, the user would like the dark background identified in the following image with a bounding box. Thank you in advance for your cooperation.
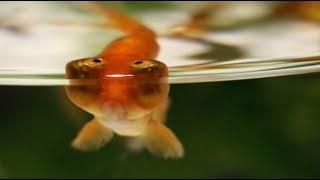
[1,73,320,178]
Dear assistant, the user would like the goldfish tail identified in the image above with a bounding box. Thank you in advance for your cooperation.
[76,1,155,37]
[72,118,113,152]
[143,119,184,159]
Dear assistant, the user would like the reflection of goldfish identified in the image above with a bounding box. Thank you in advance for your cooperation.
[65,3,183,159]
[171,2,320,35]
[272,1,320,21]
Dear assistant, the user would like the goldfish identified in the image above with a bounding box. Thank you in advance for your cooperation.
[65,3,183,159]
[171,1,320,36]
[272,1,320,21]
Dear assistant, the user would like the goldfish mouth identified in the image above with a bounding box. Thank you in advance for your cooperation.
[98,102,149,136]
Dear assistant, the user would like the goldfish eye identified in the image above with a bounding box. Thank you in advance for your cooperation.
[130,60,159,72]
[81,57,105,69]
[92,58,103,63]
[133,61,143,65]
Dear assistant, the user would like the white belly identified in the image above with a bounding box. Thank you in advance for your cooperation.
[97,102,151,136]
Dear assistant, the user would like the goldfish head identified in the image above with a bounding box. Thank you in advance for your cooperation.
[100,58,169,120]
[65,56,169,123]
[65,57,106,116]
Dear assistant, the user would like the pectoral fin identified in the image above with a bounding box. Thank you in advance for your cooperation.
[72,118,113,152]
[144,119,184,159]
[127,101,170,152]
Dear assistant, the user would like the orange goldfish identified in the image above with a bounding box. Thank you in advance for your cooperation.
[65,3,183,159]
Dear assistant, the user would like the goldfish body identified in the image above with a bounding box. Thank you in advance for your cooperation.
[65,3,183,159]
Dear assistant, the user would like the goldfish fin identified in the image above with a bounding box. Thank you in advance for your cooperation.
[144,119,184,159]
[72,119,113,152]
